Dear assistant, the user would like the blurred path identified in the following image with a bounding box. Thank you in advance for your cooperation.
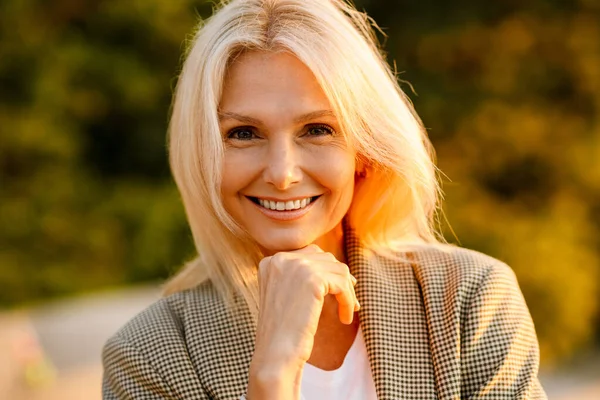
[540,352,600,400]
[1,285,160,400]
[1,285,599,399]
[30,285,161,371]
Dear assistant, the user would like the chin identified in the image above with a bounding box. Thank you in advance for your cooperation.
[256,234,314,254]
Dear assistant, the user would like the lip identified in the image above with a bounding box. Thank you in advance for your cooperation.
[248,195,319,202]
[246,195,319,221]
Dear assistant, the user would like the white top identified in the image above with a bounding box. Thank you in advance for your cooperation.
[300,326,377,400]
[240,327,377,400]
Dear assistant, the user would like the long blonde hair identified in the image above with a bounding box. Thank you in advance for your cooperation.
[165,0,442,315]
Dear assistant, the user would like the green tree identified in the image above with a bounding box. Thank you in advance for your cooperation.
[0,0,210,304]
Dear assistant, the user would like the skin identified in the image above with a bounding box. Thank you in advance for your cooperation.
[218,50,361,399]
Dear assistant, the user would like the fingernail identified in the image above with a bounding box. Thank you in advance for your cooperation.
[355,300,361,311]
[351,275,357,285]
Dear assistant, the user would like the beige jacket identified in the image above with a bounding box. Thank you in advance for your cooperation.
[102,226,547,399]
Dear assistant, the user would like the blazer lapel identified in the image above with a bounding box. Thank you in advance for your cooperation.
[184,283,256,399]
[344,220,437,399]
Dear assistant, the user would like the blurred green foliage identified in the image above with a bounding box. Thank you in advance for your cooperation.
[1,0,599,366]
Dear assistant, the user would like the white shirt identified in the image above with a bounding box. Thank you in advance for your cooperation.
[241,327,377,400]
[300,326,377,400]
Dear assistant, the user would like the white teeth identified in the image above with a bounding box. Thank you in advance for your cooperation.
[256,197,315,211]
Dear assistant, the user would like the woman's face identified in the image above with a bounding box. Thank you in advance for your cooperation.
[219,51,356,254]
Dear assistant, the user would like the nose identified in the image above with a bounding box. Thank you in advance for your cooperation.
[262,138,302,190]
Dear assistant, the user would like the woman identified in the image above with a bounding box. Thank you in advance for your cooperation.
[102,0,547,399]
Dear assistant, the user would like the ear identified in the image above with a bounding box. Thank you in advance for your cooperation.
[355,157,369,179]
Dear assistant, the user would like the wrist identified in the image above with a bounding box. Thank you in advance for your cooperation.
[247,359,304,400]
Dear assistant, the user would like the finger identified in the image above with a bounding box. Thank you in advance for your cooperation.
[298,252,344,265]
[324,275,357,325]
[298,260,356,286]
[257,256,273,285]
[347,276,360,313]
[291,243,324,254]
[272,249,342,266]
[305,261,356,290]
[308,260,356,290]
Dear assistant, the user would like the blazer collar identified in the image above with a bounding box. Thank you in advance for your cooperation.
[343,219,435,398]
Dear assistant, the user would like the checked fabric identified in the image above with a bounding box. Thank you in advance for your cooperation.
[102,223,547,399]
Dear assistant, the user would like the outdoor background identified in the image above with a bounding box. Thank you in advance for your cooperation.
[1,0,599,398]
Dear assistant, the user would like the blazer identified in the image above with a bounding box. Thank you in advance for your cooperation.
[102,225,547,400]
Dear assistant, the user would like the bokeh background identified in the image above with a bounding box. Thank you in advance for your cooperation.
[1,0,599,398]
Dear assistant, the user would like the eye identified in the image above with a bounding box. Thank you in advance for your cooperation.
[306,124,334,136]
[227,126,257,140]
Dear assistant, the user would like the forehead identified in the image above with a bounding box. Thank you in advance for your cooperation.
[219,50,332,115]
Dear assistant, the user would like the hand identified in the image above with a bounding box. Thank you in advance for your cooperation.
[247,244,359,399]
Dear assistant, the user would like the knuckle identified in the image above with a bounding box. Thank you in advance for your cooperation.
[305,273,324,294]
[257,257,271,276]
[257,263,273,286]
[336,262,351,275]
[258,256,271,269]
[325,252,337,262]
[296,258,311,269]
[271,252,287,266]
[307,244,321,252]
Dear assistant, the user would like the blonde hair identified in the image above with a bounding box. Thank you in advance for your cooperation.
[165,0,442,315]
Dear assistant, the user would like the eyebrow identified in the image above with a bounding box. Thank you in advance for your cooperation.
[218,110,336,125]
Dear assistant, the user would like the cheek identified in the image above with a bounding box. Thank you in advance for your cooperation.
[311,148,356,193]
[221,151,254,199]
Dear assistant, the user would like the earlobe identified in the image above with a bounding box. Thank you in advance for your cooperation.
[355,158,369,179]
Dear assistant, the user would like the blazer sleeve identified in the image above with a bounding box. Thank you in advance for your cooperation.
[102,333,181,400]
[460,262,547,400]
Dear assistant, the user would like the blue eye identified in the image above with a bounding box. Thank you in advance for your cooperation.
[227,127,256,140]
[307,124,334,136]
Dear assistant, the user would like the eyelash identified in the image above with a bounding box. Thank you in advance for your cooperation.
[226,126,257,140]
[226,124,335,141]
[306,124,335,136]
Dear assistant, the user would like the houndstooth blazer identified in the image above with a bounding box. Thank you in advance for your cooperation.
[102,225,547,399]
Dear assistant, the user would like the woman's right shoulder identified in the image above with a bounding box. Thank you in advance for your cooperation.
[101,281,223,398]
[102,280,255,398]
[104,280,222,350]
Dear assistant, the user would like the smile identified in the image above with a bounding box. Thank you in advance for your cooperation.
[247,196,321,211]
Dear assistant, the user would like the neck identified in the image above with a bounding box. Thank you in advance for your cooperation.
[313,220,346,263]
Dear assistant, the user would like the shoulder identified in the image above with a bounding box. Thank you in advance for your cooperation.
[413,243,512,274]
[102,280,226,374]
[104,280,223,352]
[102,281,254,398]
[370,243,527,327]
[404,246,544,398]
[405,243,519,296]
[101,283,221,398]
